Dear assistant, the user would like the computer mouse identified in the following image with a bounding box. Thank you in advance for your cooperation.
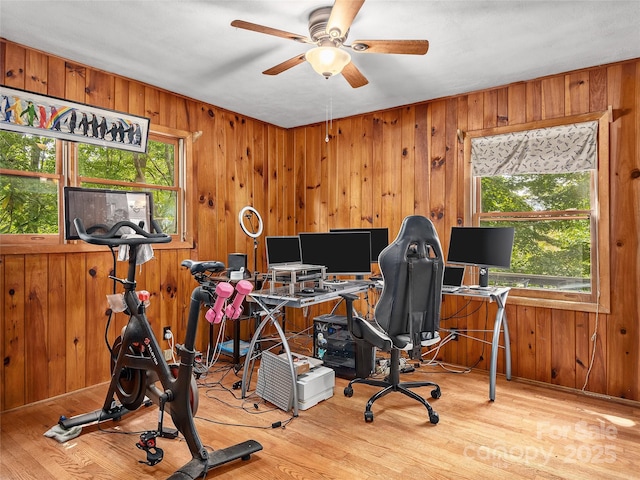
[302,288,315,294]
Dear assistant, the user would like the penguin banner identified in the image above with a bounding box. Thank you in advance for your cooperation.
[0,86,150,154]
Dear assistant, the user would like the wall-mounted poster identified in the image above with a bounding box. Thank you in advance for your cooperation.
[0,86,150,153]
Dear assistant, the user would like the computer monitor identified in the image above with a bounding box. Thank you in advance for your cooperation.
[265,236,302,268]
[330,227,389,262]
[443,266,465,287]
[299,231,372,277]
[64,186,154,240]
[447,227,514,287]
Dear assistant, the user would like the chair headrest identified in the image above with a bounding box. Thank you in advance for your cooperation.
[382,215,443,262]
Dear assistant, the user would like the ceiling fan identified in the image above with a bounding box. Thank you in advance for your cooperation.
[230,0,429,88]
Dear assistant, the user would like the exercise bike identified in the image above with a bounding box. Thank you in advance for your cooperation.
[58,217,262,479]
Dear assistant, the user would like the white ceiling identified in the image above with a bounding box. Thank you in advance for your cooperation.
[2,1,639,128]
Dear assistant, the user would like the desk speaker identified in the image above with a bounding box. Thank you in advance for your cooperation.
[228,253,247,271]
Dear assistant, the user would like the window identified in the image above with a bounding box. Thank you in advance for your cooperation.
[464,112,610,312]
[76,136,180,235]
[0,125,192,246]
[0,133,60,242]
[477,172,592,290]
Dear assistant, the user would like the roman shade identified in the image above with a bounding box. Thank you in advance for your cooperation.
[471,121,598,177]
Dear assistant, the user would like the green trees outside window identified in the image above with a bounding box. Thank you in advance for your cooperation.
[0,130,181,239]
[478,172,592,292]
[78,140,178,234]
[0,132,58,234]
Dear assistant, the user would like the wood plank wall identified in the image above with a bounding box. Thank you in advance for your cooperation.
[0,40,281,411]
[1,40,638,410]
[289,62,640,403]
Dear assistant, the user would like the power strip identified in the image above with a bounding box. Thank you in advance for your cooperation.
[376,358,390,376]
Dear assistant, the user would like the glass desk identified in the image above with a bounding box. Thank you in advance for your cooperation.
[442,286,511,401]
[241,280,371,416]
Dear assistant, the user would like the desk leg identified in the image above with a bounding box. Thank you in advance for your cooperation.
[241,314,269,398]
[233,316,241,368]
[240,299,299,417]
[503,309,511,382]
[489,292,510,401]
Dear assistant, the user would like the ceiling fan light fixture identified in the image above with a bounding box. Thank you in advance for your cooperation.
[305,46,351,78]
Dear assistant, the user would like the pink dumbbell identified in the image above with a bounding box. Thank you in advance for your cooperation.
[205,282,234,324]
[225,280,254,319]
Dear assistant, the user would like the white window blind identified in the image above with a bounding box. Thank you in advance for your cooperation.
[471,121,598,177]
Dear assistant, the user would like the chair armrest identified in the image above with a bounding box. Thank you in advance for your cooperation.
[340,293,358,337]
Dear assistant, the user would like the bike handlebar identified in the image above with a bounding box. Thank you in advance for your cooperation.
[74,218,172,247]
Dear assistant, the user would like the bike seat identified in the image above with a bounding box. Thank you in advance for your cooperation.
[181,259,226,274]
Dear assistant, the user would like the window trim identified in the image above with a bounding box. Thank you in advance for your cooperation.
[151,124,194,247]
[0,124,194,253]
[462,110,611,313]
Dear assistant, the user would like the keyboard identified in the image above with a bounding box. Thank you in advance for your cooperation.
[297,287,331,296]
[441,285,461,293]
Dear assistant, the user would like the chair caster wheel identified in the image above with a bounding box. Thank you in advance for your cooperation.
[429,411,439,424]
[431,388,441,399]
[364,411,374,422]
[344,386,353,397]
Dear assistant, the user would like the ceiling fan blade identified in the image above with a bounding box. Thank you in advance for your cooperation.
[350,39,429,55]
[342,61,368,88]
[326,0,365,39]
[231,20,312,44]
[262,54,307,76]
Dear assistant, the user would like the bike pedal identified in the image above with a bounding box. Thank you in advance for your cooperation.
[136,431,164,466]
[161,427,178,439]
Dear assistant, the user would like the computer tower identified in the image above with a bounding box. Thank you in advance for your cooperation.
[313,314,374,379]
[256,351,335,412]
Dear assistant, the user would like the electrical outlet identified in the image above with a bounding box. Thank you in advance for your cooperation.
[451,328,459,341]
[163,326,172,341]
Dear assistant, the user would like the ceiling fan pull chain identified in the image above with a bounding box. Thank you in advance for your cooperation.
[325,80,335,143]
[330,84,333,131]
[325,79,330,143]
[325,101,329,143]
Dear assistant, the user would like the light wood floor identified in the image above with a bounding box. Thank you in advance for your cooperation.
[1,360,639,480]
